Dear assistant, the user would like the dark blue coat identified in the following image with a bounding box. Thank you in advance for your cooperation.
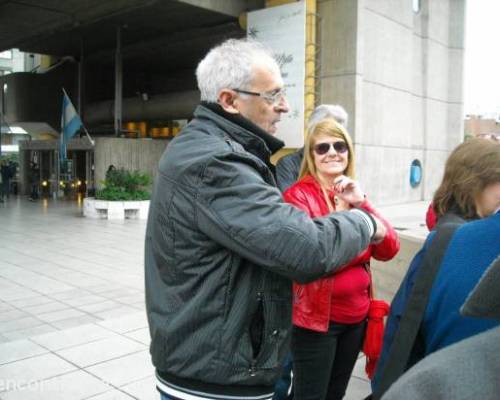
[373,212,500,391]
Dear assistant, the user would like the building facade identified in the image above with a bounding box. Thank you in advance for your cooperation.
[316,0,465,205]
[0,0,466,206]
[464,113,500,137]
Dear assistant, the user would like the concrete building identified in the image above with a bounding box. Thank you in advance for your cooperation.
[0,49,25,76]
[464,113,500,137]
[0,0,466,205]
[0,49,40,153]
[317,0,466,205]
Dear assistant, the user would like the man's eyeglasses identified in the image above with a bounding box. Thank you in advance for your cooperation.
[233,88,286,106]
[313,141,348,155]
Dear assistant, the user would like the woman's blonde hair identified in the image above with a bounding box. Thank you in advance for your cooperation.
[433,138,500,219]
[299,118,355,181]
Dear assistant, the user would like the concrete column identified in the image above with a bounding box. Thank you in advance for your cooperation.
[317,0,360,137]
[114,27,123,137]
[78,39,85,119]
[0,82,4,158]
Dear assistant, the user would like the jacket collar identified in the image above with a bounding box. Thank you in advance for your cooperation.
[300,174,334,196]
[195,102,284,163]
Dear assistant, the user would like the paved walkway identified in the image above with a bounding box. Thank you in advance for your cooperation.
[0,196,428,399]
[0,197,154,399]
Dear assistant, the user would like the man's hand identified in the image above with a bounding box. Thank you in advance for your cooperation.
[371,215,387,244]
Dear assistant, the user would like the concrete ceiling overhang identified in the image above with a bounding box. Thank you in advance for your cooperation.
[0,0,261,57]
[0,0,264,128]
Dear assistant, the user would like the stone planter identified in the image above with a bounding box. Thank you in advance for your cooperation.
[83,197,150,220]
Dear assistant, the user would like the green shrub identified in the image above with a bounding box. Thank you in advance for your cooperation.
[96,168,152,201]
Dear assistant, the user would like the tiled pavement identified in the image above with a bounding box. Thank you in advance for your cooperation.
[0,197,155,399]
[0,197,426,399]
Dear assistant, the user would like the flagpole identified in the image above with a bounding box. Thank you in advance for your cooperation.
[62,87,94,146]
[56,148,60,198]
[62,87,70,100]
[61,87,68,165]
[81,125,95,146]
[60,88,65,187]
[58,99,63,198]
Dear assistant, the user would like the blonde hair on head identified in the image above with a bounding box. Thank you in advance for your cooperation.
[433,138,500,219]
[299,118,355,182]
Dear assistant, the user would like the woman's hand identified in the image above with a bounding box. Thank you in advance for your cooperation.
[332,175,365,207]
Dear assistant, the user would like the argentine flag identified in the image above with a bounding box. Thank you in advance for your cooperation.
[60,90,83,160]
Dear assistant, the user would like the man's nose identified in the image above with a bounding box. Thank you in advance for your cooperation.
[275,95,290,113]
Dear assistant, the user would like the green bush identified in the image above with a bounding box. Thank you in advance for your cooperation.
[96,168,152,201]
[0,153,18,164]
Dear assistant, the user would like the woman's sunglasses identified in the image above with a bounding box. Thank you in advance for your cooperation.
[313,141,348,155]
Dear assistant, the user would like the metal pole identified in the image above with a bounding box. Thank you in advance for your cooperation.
[78,38,85,118]
[56,149,61,198]
[0,83,4,158]
[114,26,123,137]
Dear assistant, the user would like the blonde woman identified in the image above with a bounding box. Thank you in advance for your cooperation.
[283,119,400,400]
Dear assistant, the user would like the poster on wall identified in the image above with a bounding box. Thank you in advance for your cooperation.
[247,2,306,148]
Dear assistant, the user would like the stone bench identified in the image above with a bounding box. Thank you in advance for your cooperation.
[83,197,150,220]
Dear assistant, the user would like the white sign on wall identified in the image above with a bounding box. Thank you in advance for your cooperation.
[248,1,306,148]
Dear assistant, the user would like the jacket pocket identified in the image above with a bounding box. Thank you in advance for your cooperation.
[252,295,290,371]
[249,294,264,359]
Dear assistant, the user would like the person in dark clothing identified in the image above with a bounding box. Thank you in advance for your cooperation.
[106,164,116,180]
[275,104,348,193]
[145,38,387,400]
[0,160,11,200]
[0,164,3,203]
[29,161,39,201]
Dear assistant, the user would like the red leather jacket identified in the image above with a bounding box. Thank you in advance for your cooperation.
[283,175,400,332]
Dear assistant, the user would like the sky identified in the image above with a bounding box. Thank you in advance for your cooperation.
[463,0,500,115]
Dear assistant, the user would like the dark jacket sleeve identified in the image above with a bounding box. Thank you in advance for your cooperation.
[360,199,400,261]
[275,151,302,193]
[196,153,375,284]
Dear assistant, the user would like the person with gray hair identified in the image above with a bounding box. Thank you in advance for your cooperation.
[308,104,348,130]
[276,104,349,192]
[145,38,386,400]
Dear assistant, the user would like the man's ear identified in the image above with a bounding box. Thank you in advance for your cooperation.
[218,89,240,114]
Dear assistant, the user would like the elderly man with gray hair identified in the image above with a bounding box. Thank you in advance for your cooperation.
[276,104,349,193]
[145,38,386,400]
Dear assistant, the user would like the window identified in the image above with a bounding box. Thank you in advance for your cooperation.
[0,50,12,59]
[412,0,421,13]
[410,159,422,188]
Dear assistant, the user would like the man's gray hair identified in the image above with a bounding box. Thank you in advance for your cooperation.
[307,104,349,129]
[196,38,280,102]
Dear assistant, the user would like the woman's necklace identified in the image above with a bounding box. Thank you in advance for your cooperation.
[334,195,340,206]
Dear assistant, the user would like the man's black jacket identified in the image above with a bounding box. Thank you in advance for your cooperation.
[145,104,375,397]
